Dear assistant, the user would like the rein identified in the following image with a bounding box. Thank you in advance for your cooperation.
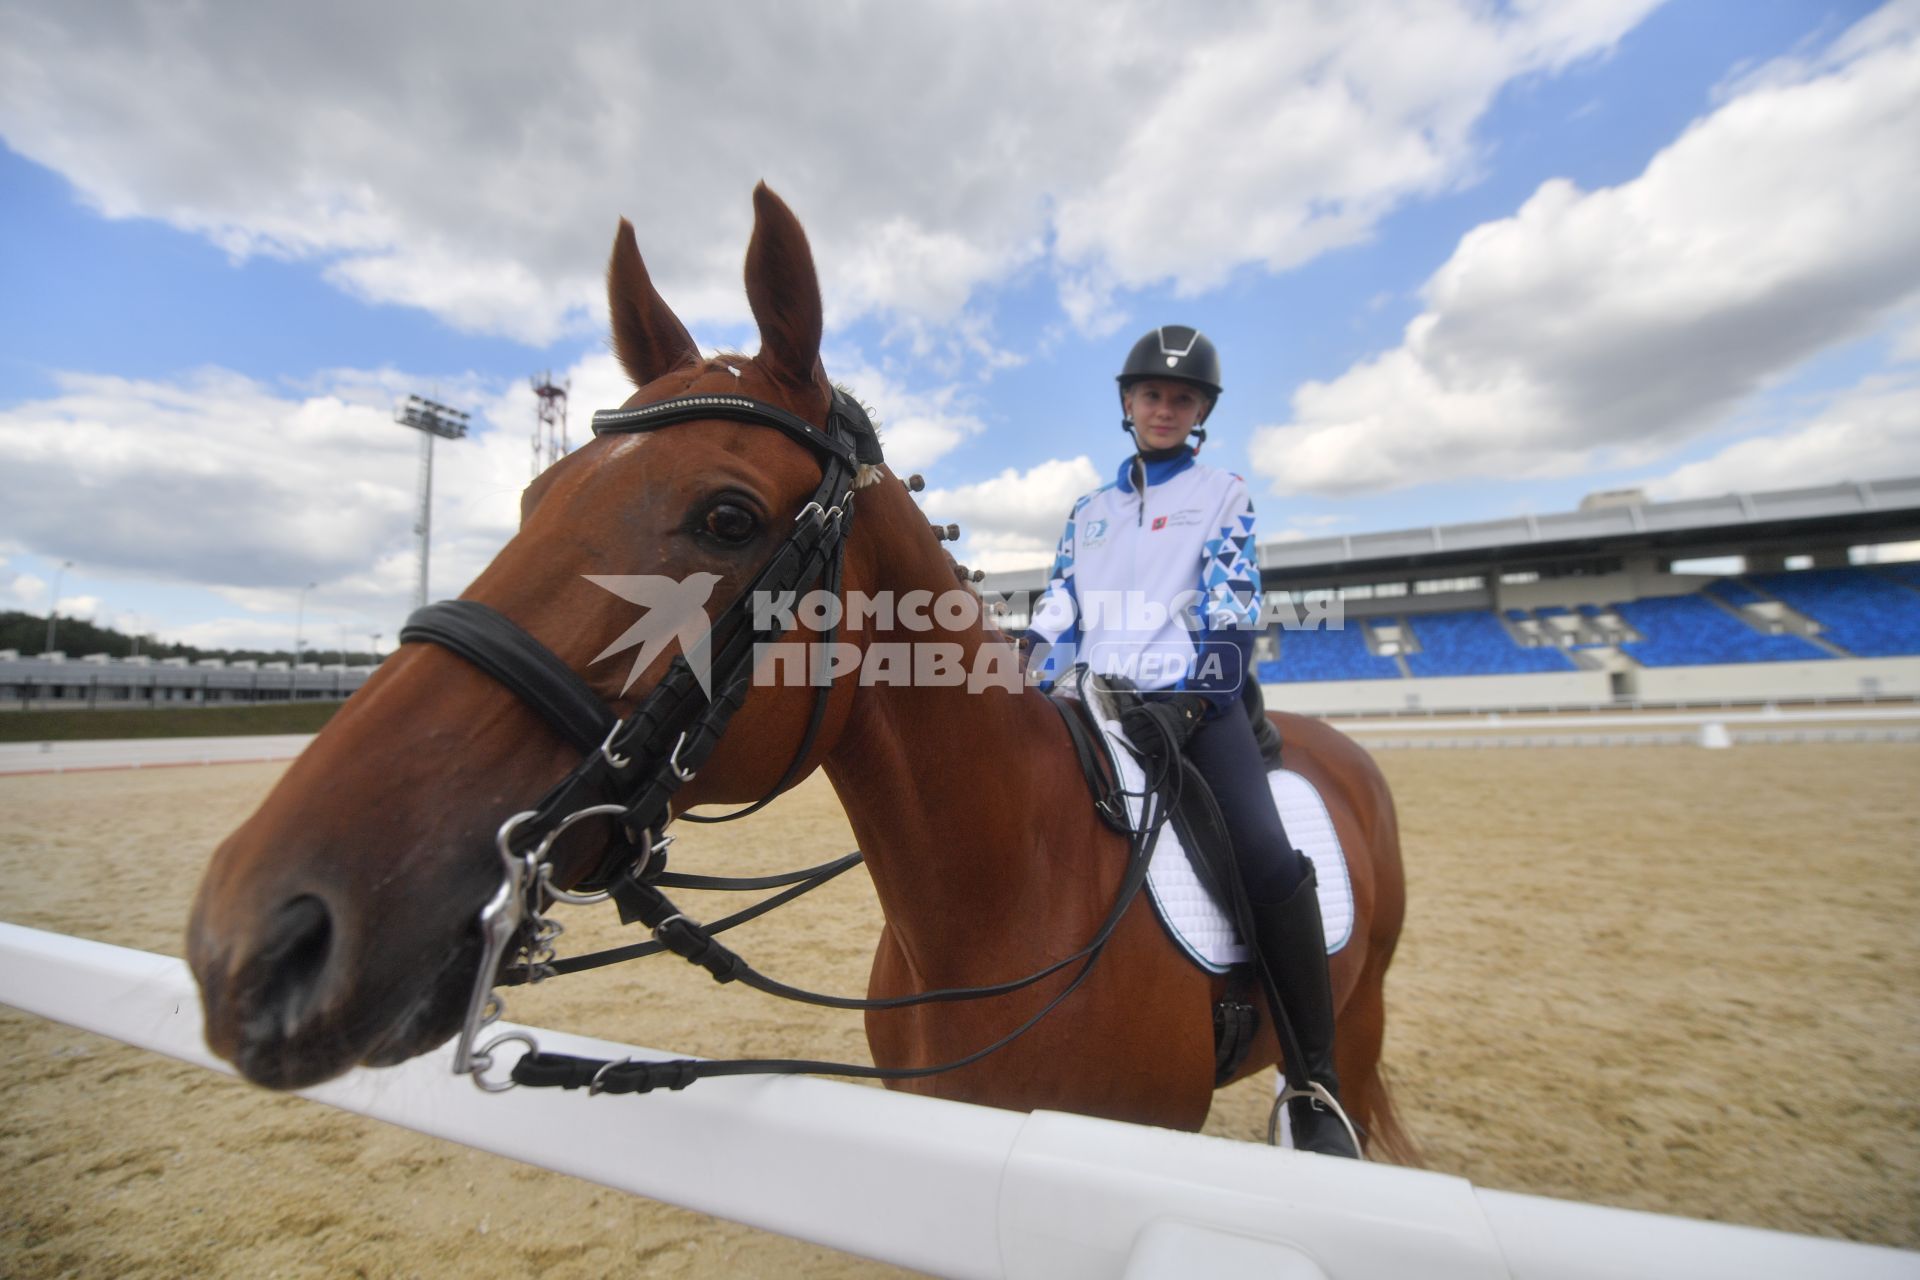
[506,797,1170,1096]
[397,389,1178,1097]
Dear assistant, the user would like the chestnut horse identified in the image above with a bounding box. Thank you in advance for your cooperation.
[187,185,1414,1159]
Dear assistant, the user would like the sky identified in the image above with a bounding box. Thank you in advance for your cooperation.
[2,0,1917,655]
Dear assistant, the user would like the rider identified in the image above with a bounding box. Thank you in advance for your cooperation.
[1024,325,1360,1158]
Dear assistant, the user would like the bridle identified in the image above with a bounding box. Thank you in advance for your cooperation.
[397,387,1178,1099]
[397,385,881,1086]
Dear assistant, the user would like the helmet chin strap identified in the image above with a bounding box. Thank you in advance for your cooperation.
[1124,422,1206,458]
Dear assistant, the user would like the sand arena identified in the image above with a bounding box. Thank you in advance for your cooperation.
[2,741,1916,1276]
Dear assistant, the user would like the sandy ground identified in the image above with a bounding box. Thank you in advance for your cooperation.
[2,742,1916,1277]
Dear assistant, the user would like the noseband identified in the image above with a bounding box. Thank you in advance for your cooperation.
[397,387,882,1083]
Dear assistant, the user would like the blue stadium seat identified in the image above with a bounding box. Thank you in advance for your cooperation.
[1250,569,1916,684]
[1707,577,1768,607]
[1616,595,1827,666]
[1746,567,1920,657]
[1257,625,1403,683]
[1871,561,1920,591]
[1403,611,1575,676]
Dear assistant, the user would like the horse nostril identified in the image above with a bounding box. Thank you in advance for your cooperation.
[252,894,335,1039]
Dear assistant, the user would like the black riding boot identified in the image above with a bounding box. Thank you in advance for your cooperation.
[1253,871,1361,1159]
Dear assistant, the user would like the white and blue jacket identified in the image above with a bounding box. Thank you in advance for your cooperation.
[1026,447,1261,711]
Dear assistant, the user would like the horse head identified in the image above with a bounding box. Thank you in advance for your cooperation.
[187,185,906,1089]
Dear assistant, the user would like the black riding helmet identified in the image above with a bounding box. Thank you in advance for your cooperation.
[1116,326,1221,439]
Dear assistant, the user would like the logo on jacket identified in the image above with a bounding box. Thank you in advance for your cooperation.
[1082,518,1110,546]
[1150,508,1203,531]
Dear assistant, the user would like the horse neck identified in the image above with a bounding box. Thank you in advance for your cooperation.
[821,479,1090,979]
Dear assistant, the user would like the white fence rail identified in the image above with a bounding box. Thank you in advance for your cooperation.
[1335,706,1920,750]
[1,922,1912,1280]
[6,707,1917,777]
[1333,705,1920,731]
[0,733,312,775]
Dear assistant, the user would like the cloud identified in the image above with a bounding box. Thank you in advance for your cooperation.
[325,245,603,348]
[56,593,101,619]
[1250,5,1920,494]
[1,559,47,611]
[0,362,536,640]
[0,345,993,645]
[1891,310,1920,363]
[920,455,1104,572]
[1644,370,1920,500]
[0,1,1658,347]
[823,353,986,473]
[1049,0,1659,328]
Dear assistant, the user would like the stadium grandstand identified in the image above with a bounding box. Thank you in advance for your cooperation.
[9,476,1917,718]
[985,475,1920,714]
[0,652,373,711]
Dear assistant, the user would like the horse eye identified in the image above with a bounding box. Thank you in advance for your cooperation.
[704,502,758,544]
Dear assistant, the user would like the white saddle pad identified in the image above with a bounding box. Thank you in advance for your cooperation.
[1075,676,1355,974]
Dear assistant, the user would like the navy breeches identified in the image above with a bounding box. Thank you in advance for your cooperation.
[1182,707,1311,904]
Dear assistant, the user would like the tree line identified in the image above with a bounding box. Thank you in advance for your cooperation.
[0,610,378,666]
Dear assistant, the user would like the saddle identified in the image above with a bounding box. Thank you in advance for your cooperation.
[1046,673,1283,1083]
[1047,673,1281,860]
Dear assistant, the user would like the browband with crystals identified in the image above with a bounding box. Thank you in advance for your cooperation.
[591,387,884,469]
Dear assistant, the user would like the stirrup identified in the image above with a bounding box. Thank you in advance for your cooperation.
[1266,1080,1365,1159]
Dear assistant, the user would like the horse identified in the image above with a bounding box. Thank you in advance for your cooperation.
[187,183,1416,1160]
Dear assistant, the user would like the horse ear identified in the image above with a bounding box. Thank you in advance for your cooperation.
[607,218,699,389]
[744,183,825,390]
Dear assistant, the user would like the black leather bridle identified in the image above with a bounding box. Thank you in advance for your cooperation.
[398,387,883,892]
[392,389,1175,1099]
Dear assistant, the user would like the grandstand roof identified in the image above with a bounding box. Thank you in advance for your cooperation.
[980,474,1920,595]
[1265,474,1920,580]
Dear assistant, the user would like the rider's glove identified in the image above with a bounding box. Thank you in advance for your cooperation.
[1121,693,1209,753]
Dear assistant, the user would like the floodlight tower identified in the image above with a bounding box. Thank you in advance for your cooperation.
[531,371,570,479]
[394,394,470,612]
[43,559,72,654]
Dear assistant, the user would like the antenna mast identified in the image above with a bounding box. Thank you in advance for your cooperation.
[532,372,571,478]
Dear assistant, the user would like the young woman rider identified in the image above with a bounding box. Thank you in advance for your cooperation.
[1024,326,1359,1158]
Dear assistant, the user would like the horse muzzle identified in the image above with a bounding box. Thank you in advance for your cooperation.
[188,875,480,1090]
